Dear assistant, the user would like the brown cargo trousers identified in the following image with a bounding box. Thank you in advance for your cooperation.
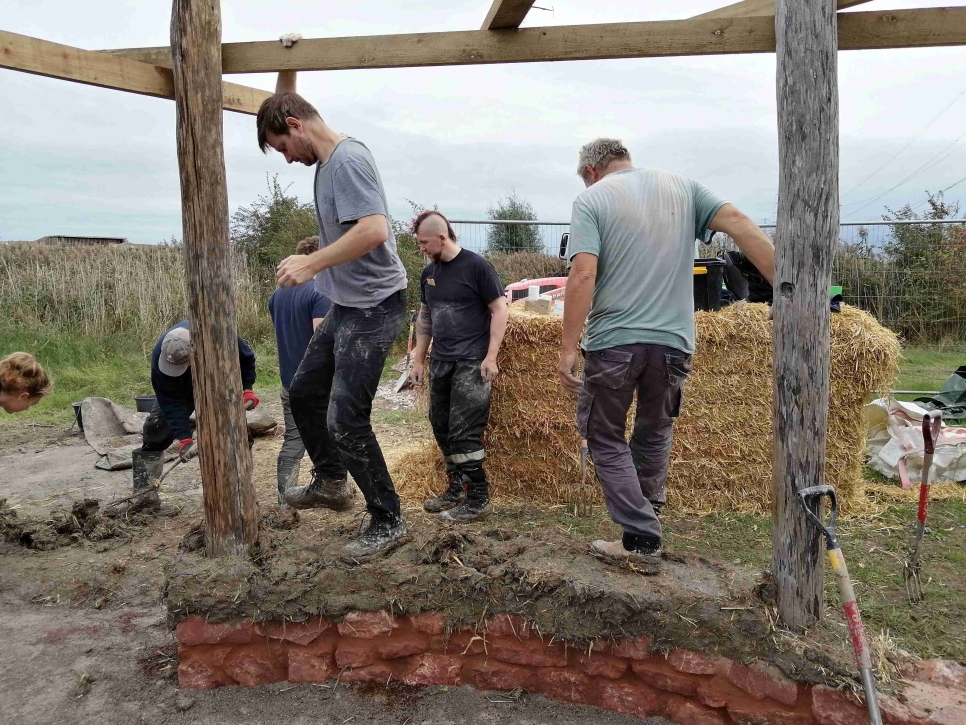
[576,343,693,541]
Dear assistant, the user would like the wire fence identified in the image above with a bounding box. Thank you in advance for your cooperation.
[452,218,966,342]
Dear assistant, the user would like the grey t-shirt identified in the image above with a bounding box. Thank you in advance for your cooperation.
[313,138,408,308]
[567,168,726,354]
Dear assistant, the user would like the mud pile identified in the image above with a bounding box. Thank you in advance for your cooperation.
[0,497,138,550]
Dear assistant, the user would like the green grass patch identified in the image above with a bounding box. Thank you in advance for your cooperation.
[895,345,965,392]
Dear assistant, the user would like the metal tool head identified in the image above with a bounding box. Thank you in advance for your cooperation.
[796,485,838,550]
[922,410,942,455]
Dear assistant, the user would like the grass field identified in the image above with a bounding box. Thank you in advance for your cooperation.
[896,345,965,393]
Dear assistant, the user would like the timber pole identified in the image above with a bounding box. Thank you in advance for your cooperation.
[170,0,259,556]
[772,0,839,629]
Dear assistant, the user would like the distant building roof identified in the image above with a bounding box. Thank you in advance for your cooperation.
[36,235,128,245]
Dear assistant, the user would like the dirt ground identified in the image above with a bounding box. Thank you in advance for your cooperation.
[0,388,675,725]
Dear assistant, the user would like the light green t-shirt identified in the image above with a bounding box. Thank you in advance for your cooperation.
[568,168,725,355]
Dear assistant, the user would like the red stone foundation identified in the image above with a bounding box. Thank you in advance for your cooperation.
[176,611,966,725]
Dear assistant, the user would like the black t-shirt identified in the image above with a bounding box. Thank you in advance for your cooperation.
[420,249,505,361]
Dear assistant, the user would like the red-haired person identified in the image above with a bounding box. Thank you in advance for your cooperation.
[0,352,52,414]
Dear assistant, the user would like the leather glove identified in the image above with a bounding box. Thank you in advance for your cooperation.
[178,438,195,462]
[243,390,260,410]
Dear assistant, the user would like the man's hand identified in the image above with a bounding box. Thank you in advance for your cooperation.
[277,254,319,288]
[279,32,302,47]
[557,349,583,394]
[178,438,195,463]
[243,390,260,410]
[410,360,426,386]
[481,356,499,383]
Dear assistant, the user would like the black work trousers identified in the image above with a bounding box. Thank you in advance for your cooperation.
[140,404,180,452]
[289,289,407,523]
[428,358,492,476]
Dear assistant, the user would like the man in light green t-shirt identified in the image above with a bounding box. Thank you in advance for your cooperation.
[557,138,776,569]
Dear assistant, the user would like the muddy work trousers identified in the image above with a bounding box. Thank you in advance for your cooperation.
[429,359,491,478]
[276,386,305,495]
[140,404,182,453]
[289,290,407,523]
[577,344,692,542]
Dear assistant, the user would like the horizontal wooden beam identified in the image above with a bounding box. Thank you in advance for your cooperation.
[482,0,537,30]
[103,7,966,74]
[0,29,269,115]
[694,0,873,19]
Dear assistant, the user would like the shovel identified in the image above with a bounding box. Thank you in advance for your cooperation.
[393,315,416,393]
[904,410,943,603]
[798,485,882,725]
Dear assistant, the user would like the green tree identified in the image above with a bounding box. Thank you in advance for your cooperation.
[486,190,541,254]
[230,175,317,268]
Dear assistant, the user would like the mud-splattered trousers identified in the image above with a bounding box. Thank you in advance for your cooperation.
[577,344,692,542]
[276,386,305,496]
[141,403,183,453]
[428,359,492,483]
[289,289,407,522]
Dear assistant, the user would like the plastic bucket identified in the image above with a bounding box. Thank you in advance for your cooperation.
[694,258,726,312]
[135,394,157,413]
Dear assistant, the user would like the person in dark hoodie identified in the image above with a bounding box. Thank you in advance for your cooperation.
[112,321,258,515]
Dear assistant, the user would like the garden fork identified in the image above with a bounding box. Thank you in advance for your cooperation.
[904,410,943,603]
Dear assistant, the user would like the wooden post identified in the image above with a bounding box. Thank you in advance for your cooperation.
[772,0,839,629]
[170,0,258,556]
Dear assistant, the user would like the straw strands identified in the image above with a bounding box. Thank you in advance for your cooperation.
[393,303,900,514]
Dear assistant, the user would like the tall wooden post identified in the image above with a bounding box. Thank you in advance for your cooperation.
[170,0,258,556]
[772,0,839,629]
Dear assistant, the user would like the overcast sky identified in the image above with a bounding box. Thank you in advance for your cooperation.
[2,0,965,243]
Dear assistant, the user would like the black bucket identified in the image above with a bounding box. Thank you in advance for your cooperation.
[694,257,726,312]
[72,402,84,431]
[135,394,157,413]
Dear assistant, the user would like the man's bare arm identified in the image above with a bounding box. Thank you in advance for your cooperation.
[708,204,776,286]
[277,215,388,287]
[413,303,433,361]
[561,253,598,353]
[485,297,509,362]
[276,71,296,94]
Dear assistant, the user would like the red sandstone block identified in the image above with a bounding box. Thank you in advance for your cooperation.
[377,633,430,660]
[337,610,395,639]
[409,613,445,636]
[176,616,255,646]
[224,645,287,687]
[697,675,748,709]
[598,680,661,718]
[611,635,654,660]
[447,632,488,657]
[178,659,224,690]
[574,653,628,680]
[664,697,729,725]
[726,661,799,707]
[487,614,532,639]
[335,639,379,669]
[811,686,868,725]
[492,639,567,668]
[631,661,700,697]
[536,668,592,705]
[917,661,966,692]
[727,700,814,725]
[926,707,966,725]
[879,693,930,725]
[288,651,335,684]
[338,662,394,684]
[301,635,338,656]
[180,643,235,670]
[668,649,726,676]
[401,654,462,686]
[469,660,536,692]
[255,617,331,646]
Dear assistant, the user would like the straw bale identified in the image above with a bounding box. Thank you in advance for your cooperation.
[393,303,900,514]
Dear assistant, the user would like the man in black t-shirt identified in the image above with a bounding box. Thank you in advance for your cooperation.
[410,211,509,522]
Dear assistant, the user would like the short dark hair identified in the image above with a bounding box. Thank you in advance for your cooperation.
[295,236,319,255]
[256,93,323,153]
[411,210,457,242]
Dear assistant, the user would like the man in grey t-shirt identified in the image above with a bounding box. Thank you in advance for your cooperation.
[557,139,776,569]
[256,51,408,561]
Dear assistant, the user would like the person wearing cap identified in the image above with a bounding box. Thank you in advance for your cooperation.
[117,321,258,514]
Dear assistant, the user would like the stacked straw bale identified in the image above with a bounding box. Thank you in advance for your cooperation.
[393,303,900,514]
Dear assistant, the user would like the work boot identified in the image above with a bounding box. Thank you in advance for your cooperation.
[590,532,662,573]
[276,456,302,508]
[283,470,355,511]
[423,470,467,513]
[106,448,163,517]
[440,469,491,522]
[342,514,409,562]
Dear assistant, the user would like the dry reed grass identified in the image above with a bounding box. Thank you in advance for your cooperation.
[393,303,901,514]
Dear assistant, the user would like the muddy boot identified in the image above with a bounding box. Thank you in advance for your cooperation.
[590,532,662,573]
[440,466,491,522]
[106,448,162,517]
[423,469,467,513]
[342,514,409,562]
[276,456,302,508]
[283,470,355,511]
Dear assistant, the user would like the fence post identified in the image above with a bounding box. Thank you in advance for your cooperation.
[170,0,259,556]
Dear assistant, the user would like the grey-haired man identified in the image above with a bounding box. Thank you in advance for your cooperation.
[557,139,776,568]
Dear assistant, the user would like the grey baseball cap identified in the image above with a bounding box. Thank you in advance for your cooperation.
[159,327,192,377]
